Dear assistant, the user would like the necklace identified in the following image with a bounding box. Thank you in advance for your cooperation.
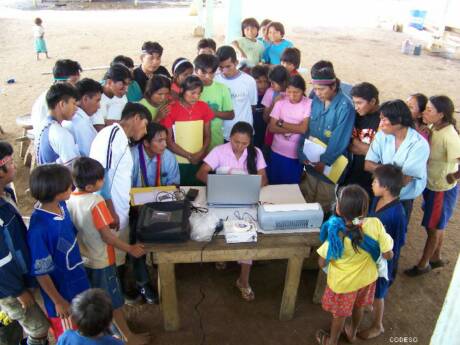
[179,101,195,120]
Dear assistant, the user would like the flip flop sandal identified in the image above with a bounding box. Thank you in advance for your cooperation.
[316,329,330,345]
[430,259,449,269]
[404,264,432,277]
[236,279,255,302]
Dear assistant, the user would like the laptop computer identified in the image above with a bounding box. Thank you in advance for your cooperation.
[207,174,262,207]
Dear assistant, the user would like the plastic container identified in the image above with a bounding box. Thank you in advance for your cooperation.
[409,10,427,30]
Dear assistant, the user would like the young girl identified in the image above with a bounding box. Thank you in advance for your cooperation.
[170,58,194,100]
[33,17,49,60]
[232,17,265,68]
[161,75,213,186]
[406,93,429,140]
[262,21,293,65]
[196,122,268,301]
[257,18,272,50]
[267,75,311,184]
[139,75,171,122]
[405,95,460,277]
[316,185,393,345]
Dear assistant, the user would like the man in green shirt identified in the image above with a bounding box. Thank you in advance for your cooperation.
[194,54,234,150]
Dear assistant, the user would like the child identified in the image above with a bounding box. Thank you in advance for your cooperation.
[67,157,150,345]
[62,78,102,156]
[133,41,171,93]
[250,65,270,149]
[358,164,407,340]
[193,53,234,150]
[257,19,272,50]
[57,289,123,345]
[263,22,293,65]
[90,64,132,128]
[232,17,265,68]
[33,17,49,60]
[170,58,194,100]
[267,74,311,184]
[36,83,80,167]
[28,164,90,340]
[405,95,460,277]
[139,75,171,122]
[281,47,301,75]
[0,142,50,345]
[161,75,213,186]
[406,93,429,140]
[215,46,258,142]
[316,185,393,345]
[197,38,217,55]
[111,55,143,102]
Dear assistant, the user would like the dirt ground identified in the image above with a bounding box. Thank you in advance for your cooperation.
[0,2,459,344]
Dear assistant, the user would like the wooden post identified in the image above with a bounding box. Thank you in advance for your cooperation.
[279,256,304,320]
[225,0,242,44]
[158,263,180,331]
[312,269,327,304]
[204,0,214,38]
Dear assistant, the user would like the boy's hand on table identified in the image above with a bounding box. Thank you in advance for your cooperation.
[55,298,71,319]
[17,290,34,309]
[129,244,146,258]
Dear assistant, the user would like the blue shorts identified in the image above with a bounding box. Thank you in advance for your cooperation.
[85,265,124,309]
[422,186,458,230]
[267,151,303,185]
[375,277,389,299]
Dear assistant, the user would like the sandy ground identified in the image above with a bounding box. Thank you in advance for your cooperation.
[0,2,459,344]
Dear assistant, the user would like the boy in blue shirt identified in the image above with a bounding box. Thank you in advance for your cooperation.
[0,141,50,345]
[358,164,407,340]
[57,289,123,345]
[27,164,90,340]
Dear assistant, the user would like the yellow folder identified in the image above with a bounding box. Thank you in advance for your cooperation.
[174,120,203,164]
[311,137,349,184]
[130,186,177,206]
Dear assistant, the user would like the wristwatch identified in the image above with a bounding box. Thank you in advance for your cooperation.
[276,119,284,128]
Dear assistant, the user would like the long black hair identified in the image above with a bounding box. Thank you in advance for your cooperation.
[230,122,258,175]
[429,95,457,132]
[337,185,369,253]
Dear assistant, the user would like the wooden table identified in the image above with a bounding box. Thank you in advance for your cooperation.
[145,232,322,331]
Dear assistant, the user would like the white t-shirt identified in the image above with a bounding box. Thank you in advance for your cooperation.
[91,93,127,125]
[31,91,48,138]
[90,124,132,230]
[214,71,257,140]
[62,107,97,157]
[33,25,44,38]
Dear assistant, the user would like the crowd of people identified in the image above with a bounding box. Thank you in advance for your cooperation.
[0,16,459,345]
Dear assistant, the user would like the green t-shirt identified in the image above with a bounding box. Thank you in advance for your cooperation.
[139,98,158,120]
[237,37,264,67]
[200,81,233,150]
[127,80,143,102]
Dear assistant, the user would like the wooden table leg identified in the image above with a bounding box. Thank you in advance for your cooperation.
[279,255,303,321]
[158,262,180,331]
[312,268,327,304]
[19,128,28,158]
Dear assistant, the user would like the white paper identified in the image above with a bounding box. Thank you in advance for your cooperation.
[303,138,325,163]
[263,203,321,212]
[259,184,306,204]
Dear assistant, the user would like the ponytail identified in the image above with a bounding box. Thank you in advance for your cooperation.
[344,222,364,253]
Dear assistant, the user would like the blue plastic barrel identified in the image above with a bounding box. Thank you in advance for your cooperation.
[409,10,427,30]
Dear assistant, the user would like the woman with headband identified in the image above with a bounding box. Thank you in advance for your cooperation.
[170,58,194,100]
[297,62,355,214]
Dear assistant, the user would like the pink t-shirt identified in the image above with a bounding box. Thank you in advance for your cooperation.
[204,142,267,173]
[261,87,286,108]
[270,96,311,159]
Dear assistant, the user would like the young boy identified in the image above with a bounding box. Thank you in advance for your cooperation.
[90,64,132,129]
[197,38,217,55]
[0,142,50,345]
[31,59,82,137]
[358,164,407,340]
[111,55,143,102]
[28,164,90,340]
[62,78,102,157]
[57,289,122,345]
[250,65,270,149]
[133,41,171,93]
[263,22,293,65]
[232,17,265,68]
[215,46,257,142]
[36,83,80,167]
[193,53,234,149]
[67,157,149,345]
[280,47,301,76]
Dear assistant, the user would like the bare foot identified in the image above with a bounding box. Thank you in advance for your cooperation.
[126,332,151,345]
[357,325,385,340]
[343,323,357,343]
[364,304,373,313]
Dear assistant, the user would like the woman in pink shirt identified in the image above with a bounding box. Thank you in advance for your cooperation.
[196,122,267,301]
[267,75,311,184]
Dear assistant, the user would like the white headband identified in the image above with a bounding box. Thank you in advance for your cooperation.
[173,59,190,74]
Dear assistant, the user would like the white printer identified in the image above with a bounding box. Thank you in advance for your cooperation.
[257,203,324,231]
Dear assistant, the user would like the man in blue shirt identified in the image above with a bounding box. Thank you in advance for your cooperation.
[297,65,355,214]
